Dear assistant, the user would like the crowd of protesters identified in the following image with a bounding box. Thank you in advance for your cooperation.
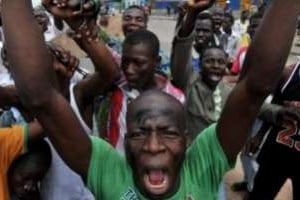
[1,0,300,199]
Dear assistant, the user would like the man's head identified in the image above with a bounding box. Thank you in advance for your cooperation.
[240,10,249,22]
[125,90,189,199]
[194,12,215,54]
[8,140,51,200]
[222,12,234,34]
[33,8,50,33]
[122,5,148,36]
[200,46,227,90]
[247,12,264,39]
[121,30,160,91]
[211,6,224,33]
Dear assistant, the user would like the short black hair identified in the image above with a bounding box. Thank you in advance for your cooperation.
[124,5,148,23]
[200,45,227,61]
[196,12,215,29]
[224,12,234,24]
[123,30,160,57]
[8,139,52,178]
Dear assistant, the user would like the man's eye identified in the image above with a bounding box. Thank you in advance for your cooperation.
[162,130,180,138]
[136,17,143,22]
[130,131,146,139]
[123,16,131,21]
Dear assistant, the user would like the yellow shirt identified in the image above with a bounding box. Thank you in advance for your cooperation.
[239,33,251,48]
[0,125,27,200]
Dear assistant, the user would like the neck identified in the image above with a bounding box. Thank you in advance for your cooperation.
[201,75,218,91]
[139,74,164,92]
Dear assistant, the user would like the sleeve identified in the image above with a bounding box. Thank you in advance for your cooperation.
[0,124,28,170]
[87,136,128,199]
[185,124,233,195]
[170,26,195,90]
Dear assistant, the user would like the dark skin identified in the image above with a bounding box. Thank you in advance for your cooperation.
[121,43,162,91]
[211,6,224,34]
[200,48,227,90]
[0,85,20,108]
[3,0,300,199]
[122,7,147,37]
[9,159,48,200]
[41,0,122,128]
[193,18,214,54]
[172,0,299,160]
[125,91,188,199]
[222,15,233,35]
[173,0,215,90]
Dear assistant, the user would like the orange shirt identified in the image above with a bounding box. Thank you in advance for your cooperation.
[0,125,27,200]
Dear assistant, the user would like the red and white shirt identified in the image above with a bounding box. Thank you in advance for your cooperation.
[101,74,185,154]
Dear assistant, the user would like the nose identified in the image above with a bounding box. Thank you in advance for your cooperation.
[198,30,204,37]
[123,62,135,75]
[143,132,165,154]
[212,60,220,68]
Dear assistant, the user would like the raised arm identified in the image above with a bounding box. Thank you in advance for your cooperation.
[170,0,213,90]
[2,0,91,180]
[217,0,300,161]
[42,0,120,96]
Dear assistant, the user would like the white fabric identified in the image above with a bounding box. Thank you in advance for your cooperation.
[40,84,94,200]
[69,83,92,134]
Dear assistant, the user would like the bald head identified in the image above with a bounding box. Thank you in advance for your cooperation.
[127,90,186,132]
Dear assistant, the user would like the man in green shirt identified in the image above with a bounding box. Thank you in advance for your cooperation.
[88,90,231,199]
[2,0,299,199]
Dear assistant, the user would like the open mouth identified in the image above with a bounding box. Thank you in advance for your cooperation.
[209,72,223,82]
[143,169,169,193]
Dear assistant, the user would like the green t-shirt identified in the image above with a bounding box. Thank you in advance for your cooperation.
[87,124,232,200]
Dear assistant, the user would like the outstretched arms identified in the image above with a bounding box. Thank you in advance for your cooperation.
[2,0,91,180]
[217,0,300,161]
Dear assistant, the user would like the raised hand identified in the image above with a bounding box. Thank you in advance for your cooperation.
[42,0,100,30]
[186,0,215,12]
[48,44,79,79]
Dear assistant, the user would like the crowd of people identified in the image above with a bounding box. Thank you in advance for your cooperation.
[1,0,300,199]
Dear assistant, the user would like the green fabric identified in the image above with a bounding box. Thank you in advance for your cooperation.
[23,123,29,153]
[87,123,232,200]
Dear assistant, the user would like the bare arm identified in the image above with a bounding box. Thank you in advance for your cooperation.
[0,85,20,108]
[217,0,300,161]
[2,0,91,181]
[43,0,120,97]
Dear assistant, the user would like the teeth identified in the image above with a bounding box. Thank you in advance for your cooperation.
[147,175,167,188]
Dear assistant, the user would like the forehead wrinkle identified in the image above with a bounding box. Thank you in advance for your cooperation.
[133,107,174,125]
